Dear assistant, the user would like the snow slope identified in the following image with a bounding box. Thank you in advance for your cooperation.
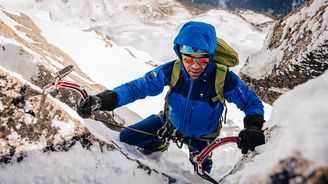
[226,71,328,183]
[103,8,271,71]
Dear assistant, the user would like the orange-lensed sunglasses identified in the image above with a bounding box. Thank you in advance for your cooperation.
[182,53,209,65]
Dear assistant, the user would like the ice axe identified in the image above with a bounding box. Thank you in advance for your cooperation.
[192,136,238,184]
[37,65,88,117]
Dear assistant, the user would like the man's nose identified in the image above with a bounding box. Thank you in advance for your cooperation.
[191,62,202,69]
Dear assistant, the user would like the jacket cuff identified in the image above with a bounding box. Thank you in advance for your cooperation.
[96,90,118,111]
[244,114,265,129]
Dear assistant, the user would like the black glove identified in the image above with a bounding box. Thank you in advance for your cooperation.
[237,114,265,154]
[77,90,118,118]
[77,95,102,118]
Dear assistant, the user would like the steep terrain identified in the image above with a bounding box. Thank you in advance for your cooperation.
[240,0,328,104]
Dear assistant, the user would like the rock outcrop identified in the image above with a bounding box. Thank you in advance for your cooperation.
[0,67,175,183]
[240,0,328,105]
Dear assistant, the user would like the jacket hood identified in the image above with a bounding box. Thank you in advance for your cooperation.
[173,21,217,81]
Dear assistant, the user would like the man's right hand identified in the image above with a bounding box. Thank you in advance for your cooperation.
[77,95,102,118]
[76,90,119,118]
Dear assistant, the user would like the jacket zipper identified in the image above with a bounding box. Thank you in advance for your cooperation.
[182,80,193,133]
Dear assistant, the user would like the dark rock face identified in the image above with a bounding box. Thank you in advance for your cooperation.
[183,0,309,18]
[269,155,328,184]
[240,0,328,105]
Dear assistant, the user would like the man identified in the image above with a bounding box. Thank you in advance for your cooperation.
[77,21,265,173]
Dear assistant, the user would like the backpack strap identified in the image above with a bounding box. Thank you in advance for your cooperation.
[212,63,227,104]
[212,63,228,125]
[163,60,181,121]
[170,60,181,91]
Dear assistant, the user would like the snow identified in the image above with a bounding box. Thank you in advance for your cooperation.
[0,78,5,86]
[237,10,273,25]
[0,144,168,184]
[52,120,75,136]
[82,114,255,183]
[7,130,20,141]
[0,38,40,82]
[271,71,328,166]
[0,8,34,43]
[0,101,4,111]
[25,17,163,120]
[182,9,268,73]
[269,87,290,94]
[24,113,35,125]
[33,19,154,88]
[241,49,284,79]
[105,9,269,73]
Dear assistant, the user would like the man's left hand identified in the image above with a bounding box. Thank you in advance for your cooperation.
[237,126,265,154]
[237,114,265,154]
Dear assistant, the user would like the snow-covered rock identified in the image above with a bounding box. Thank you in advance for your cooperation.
[0,66,176,184]
[240,0,328,104]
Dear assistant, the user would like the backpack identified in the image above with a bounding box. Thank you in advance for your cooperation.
[163,38,239,128]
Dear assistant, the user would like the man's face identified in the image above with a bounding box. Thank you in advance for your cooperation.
[181,53,209,80]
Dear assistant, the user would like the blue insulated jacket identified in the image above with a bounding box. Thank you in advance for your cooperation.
[114,21,264,138]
